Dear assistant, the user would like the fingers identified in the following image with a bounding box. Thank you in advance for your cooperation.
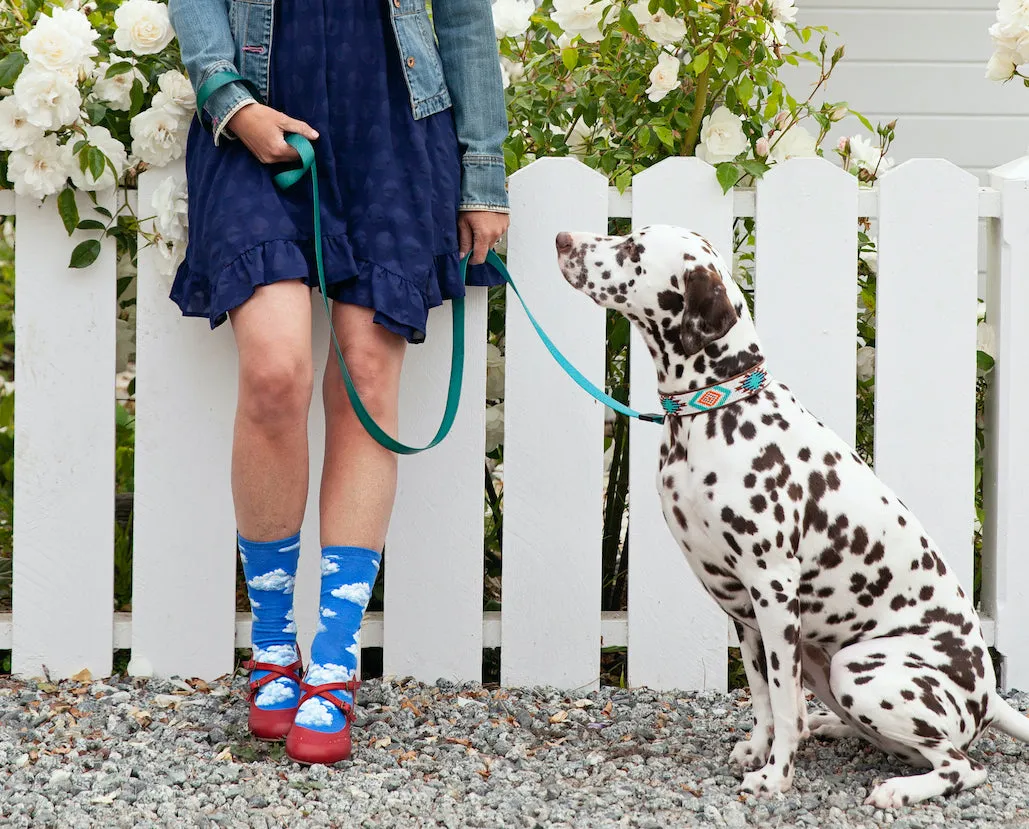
[472,225,490,266]
[280,115,319,141]
[458,217,474,261]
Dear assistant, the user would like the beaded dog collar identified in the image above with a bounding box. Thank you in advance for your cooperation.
[659,362,770,417]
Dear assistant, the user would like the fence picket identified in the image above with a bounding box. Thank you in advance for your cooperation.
[383,290,489,682]
[875,160,979,594]
[502,158,608,689]
[131,164,239,678]
[12,188,117,679]
[755,158,858,444]
[983,155,1029,689]
[628,158,732,691]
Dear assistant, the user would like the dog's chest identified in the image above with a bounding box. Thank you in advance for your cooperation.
[656,388,977,645]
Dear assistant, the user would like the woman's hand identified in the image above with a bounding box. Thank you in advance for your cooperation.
[459,210,510,265]
[225,102,320,164]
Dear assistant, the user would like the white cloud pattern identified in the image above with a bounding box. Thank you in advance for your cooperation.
[279,540,300,553]
[253,644,297,665]
[321,557,340,575]
[248,568,295,593]
[249,598,261,608]
[282,621,297,633]
[330,582,372,606]
[346,642,359,658]
[295,697,334,727]
[321,607,337,618]
[285,608,294,621]
[304,662,355,685]
[316,620,327,634]
[255,677,297,707]
[238,551,248,565]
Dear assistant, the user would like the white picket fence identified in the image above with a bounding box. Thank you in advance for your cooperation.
[5,153,1029,692]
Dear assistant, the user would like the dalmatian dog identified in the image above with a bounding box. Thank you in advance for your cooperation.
[554,225,1029,807]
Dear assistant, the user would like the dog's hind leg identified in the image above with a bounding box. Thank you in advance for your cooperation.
[730,621,774,771]
[829,636,989,807]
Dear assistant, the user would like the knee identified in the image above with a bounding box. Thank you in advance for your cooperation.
[239,352,314,429]
[325,345,401,419]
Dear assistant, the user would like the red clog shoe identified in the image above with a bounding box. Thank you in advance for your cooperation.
[242,646,304,741]
[284,679,361,765]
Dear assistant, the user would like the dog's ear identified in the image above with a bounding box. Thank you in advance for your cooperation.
[680,265,737,356]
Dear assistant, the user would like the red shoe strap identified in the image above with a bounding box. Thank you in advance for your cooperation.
[297,679,361,723]
[243,658,304,697]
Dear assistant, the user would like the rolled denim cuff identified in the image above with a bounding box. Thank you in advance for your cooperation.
[195,59,258,147]
[459,153,509,212]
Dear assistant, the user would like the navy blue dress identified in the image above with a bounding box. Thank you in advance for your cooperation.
[171,0,504,344]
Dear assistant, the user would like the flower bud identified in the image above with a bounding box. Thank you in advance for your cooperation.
[755,136,770,157]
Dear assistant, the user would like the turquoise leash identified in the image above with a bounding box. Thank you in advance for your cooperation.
[195,71,663,455]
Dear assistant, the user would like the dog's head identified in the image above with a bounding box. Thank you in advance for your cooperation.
[555,225,751,365]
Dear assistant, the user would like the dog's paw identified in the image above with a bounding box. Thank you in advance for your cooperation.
[807,710,858,741]
[865,778,916,809]
[729,738,770,771]
[740,765,793,798]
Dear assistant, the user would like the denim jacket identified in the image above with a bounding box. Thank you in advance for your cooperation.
[168,0,509,212]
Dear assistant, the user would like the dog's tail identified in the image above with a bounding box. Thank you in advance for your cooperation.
[989,695,1029,743]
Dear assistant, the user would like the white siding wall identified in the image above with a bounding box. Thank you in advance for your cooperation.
[794,0,1029,183]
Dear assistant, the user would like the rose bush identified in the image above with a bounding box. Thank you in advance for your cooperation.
[987,0,1029,82]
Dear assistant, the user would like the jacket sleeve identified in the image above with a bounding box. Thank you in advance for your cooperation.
[168,0,257,146]
[430,0,510,212]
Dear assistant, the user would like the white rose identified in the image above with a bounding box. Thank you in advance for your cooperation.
[977,322,997,360]
[20,7,99,80]
[91,59,149,111]
[986,49,1019,81]
[130,105,188,166]
[997,0,1029,38]
[848,134,895,178]
[151,173,189,244]
[769,0,797,24]
[0,96,45,151]
[990,21,1029,64]
[13,63,83,130]
[485,402,505,452]
[629,1,687,46]
[493,0,533,39]
[500,56,524,88]
[69,124,129,192]
[152,69,196,118]
[485,343,505,400]
[646,51,680,103]
[7,134,71,200]
[113,0,176,56]
[977,299,987,323]
[696,106,747,164]
[856,346,875,382]
[551,0,611,44]
[769,125,817,163]
[859,248,878,275]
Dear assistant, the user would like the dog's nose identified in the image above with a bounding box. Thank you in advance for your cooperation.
[555,232,573,254]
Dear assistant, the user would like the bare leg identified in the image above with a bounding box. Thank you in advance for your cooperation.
[229,281,314,540]
[320,304,407,550]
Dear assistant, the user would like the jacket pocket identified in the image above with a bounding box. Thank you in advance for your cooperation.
[392,8,449,106]
[228,0,272,102]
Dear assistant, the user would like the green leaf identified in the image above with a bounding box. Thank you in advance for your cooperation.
[977,351,995,374]
[104,61,133,79]
[57,188,79,236]
[128,78,144,117]
[69,239,102,269]
[87,146,106,183]
[653,125,674,149]
[24,0,44,20]
[692,50,710,75]
[716,163,740,194]
[0,52,27,90]
[77,219,106,231]
[561,47,578,71]
[740,159,771,179]
[93,205,113,218]
[85,101,107,124]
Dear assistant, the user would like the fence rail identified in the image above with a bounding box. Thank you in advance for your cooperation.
[5,154,1029,691]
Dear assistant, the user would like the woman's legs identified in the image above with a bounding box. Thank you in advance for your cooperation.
[229,281,315,540]
[320,303,407,550]
[229,280,314,721]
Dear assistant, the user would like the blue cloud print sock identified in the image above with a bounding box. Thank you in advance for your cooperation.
[294,545,381,732]
[238,531,302,710]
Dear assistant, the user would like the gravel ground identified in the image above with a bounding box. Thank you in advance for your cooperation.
[1,670,1028,828]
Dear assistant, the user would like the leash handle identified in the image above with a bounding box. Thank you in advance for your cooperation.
[485,251,665,425]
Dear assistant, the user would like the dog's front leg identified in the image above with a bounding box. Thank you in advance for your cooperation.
[739,570,803,798]
[730,620,774,771]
